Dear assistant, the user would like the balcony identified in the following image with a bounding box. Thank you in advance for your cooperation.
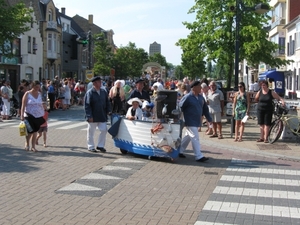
[47,21,57,30]
[271,17,286,29]
[47,51,57,59]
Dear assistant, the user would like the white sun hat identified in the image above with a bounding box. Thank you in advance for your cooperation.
[127,97,142,106]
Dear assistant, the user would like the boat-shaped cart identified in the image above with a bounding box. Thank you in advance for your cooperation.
[109,92,182,161]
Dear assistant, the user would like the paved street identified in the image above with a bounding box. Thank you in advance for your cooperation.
[1,105,300,225]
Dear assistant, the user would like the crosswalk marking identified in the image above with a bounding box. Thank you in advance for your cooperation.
[81,173,122,180]
[203,201,300,218]
[58,183,102,191]
[48,121,71,127]
[57,121,87,129]
[195,159,300,224]
[213,186,300,200]
[227,166,300,175]
[220,175,300,186]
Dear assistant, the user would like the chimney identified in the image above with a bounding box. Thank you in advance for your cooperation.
[88,15,93,25]
[61,7,65,15]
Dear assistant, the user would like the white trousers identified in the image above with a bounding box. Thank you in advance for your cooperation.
[180,126,203,160]
[1,99,10,116]
[87,122,107,150]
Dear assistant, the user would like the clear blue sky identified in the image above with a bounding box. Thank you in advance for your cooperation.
[55,0,196,66]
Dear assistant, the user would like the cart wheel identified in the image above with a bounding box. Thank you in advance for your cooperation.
[148,156,152,160]
[120,149,128,154]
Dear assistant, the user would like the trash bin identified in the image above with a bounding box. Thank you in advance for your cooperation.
[156,90,178,119]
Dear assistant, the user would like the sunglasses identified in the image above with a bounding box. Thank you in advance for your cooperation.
[238,86,243,88]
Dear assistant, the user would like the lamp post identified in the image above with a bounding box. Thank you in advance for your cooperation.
[88,30,92,70]
[233,1,270,91]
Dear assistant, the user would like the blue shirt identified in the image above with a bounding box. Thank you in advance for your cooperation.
[179,92,212,127]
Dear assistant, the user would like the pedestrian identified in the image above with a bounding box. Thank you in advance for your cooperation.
[63,80,71,110]
[179,80,212,162]
[0,80,11,120]
[109,80,125,114]
[36,102,49,147]
[232,82,250,142]
[48,81,55,111]
[207,80,225,139]
[128,79,151,103]
[84,76,111,153]
[20,80,45,152]
[254,80,285,143]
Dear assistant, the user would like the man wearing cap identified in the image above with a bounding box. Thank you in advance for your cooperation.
[179,80,212,162]
[128,79,151,103]
[84,76,111,153]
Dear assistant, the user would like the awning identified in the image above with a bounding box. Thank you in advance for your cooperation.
[258,70,283,81]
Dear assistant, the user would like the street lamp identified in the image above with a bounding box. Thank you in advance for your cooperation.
[233,1,270,91]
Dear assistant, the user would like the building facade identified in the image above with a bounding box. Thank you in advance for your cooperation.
[149,41,161,56]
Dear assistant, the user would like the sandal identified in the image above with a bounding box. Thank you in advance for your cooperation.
[31,148,38,152]
[234,138,238,142]
[218,134,223,139]
[209,134,218,138]
[25,146,29,151]
[238,138,243,142]
[264,140,269,143]
[256,138,264,142]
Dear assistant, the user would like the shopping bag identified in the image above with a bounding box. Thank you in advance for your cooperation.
[19,121,27,136]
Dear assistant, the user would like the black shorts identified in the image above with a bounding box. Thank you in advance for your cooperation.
[25,113,45,133]
[257,109,273,126]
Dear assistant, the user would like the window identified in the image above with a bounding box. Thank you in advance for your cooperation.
[28,36,31,53]
[53,33,57,53]
[48,33,52,51]
[48,9,53,21]
[296,23,300,49]
[33,37,36,54]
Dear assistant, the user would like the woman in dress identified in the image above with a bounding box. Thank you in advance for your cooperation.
[254,80,285,143]
[20,80,45,152]
[232,82,250,142]
[109,80,125,114]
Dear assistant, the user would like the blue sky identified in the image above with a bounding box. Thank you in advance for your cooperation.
[55,0,196,65]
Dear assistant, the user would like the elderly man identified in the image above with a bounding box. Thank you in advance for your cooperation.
[128,79,151,102]
[84,76,111,153]
[207,80,224,139]
[179,80,212,162]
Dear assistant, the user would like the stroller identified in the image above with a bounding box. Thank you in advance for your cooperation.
[9,94,19,117]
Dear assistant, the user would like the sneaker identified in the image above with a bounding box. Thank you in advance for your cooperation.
[96,147,106,153]
[196,157,209,162]
[88,149,97,153]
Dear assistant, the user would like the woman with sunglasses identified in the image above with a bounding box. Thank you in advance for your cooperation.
[232,82,250,141]
[254,80,285,143]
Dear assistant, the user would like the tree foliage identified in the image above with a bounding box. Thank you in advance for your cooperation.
[149,53,168,70]
[93,33,114,76]
[112,42,149,80]
[0,0,32,55]
[177,0,291,87]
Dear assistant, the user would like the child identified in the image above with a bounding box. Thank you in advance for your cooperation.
[142,101,154,121]
[36,103,49,147]
[126,97,143,120]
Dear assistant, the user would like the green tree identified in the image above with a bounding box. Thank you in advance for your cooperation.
[174,65,184,80]
[0,0,32,56]
[149,53,168,70]
[93,33,114,76]
[113,42,149,80]
[177,0,291,88]
[176,31,207,80]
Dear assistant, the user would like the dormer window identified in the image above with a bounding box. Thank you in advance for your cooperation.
[48,9,53,21]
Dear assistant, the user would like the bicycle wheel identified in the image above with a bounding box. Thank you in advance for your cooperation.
[268,120,284,144]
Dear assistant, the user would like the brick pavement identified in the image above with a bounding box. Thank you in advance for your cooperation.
[1,106,300,224]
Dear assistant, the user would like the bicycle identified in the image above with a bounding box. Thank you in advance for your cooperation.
[267,101,300,144]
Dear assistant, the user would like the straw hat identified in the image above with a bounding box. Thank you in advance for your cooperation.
[127,97,142,106]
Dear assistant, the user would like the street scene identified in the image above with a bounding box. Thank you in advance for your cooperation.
[1,106,300,225]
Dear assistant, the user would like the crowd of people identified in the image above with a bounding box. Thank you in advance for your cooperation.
[0,74,284,160]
